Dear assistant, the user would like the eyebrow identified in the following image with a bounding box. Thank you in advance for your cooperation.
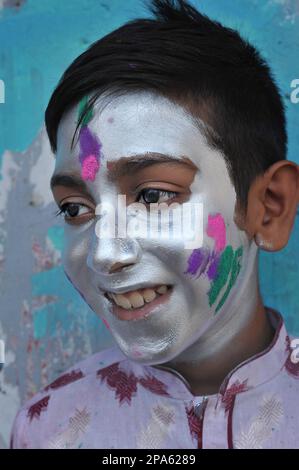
[107,152,197,182]
[50,173,91,197]
[50,153,197,191]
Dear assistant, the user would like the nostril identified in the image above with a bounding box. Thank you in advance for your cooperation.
[108,262,135,274]
[87,236,142,275]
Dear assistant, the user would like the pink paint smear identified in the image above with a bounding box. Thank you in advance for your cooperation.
[207,213,226,253]
[81,154,100,181]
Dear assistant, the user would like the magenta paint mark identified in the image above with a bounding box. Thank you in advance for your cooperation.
[107,117,114,123]
[81,154,100,181]
[207,213,226,253]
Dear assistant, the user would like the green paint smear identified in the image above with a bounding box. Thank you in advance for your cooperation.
[77,95,93,127]
[215,246,243,313]
[208,246,234,307]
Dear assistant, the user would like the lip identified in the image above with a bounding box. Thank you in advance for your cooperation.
[98,281,168,296]
[106,286,173,321]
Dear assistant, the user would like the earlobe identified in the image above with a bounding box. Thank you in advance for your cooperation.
[245,161,299,252]
[254,232,274,251]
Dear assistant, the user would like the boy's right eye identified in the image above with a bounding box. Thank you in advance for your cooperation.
[56,202,94,225]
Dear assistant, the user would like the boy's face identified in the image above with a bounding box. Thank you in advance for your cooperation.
[52,91,255,364]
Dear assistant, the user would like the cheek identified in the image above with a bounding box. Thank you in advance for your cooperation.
[62,228,90,280]
[63,242,111,331]
[183,212,244,313]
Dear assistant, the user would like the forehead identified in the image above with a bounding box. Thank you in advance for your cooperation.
[54,90,237,218]
[56,91,214,166]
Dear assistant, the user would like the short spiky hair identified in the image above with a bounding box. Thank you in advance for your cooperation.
[45,0,287,208]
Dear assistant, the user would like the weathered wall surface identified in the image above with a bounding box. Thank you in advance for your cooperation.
[0,0,298,448]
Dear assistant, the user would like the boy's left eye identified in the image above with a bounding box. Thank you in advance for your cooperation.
[136,188,178,204]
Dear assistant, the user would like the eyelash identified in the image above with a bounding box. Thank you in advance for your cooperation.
[55,202,91,219]
[55,188,179,222]
[135,188,178,204]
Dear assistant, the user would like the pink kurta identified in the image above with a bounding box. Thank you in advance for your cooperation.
[11,308,299,449]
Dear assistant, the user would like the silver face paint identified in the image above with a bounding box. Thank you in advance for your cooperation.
[54,90,259,367]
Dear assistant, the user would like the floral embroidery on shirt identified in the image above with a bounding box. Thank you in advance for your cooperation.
[11,311,299,449]
[136,403,176,449]
[185,404,201,442]
[234,394,283,449]
[27,395,50,421]
[139,375,170,397]
[97,363,139,405]
[44,369,84,391]
[97,362,170,405]
[48,407,91,449]
[221,379,249,414]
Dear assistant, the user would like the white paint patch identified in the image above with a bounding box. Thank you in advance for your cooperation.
[0,321,21,449]
[271,0,299,22]
[0,150,21,224]
[29,127,55,207]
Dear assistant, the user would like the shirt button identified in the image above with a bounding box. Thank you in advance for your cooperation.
[194,397,208,417]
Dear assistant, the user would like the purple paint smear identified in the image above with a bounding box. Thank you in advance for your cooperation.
[184,247,209,276]
[79,126,102,180]
[207,252,221,280]
[79,126,101,162]
[185,212,226,278]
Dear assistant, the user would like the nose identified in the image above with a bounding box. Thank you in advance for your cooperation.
[87,233,141,275]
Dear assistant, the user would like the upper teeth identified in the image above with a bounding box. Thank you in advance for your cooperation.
[106,285,169,309]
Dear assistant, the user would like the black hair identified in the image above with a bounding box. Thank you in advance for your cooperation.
[45,0,287,208]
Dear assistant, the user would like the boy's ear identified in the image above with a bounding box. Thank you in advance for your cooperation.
[237,160,299,251]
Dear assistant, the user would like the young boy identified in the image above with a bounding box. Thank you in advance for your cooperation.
[11,0,299,449]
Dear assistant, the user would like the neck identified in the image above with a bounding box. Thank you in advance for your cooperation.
[155,247,275,396]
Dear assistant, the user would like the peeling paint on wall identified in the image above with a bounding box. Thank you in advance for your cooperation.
[271,0,299,22]
[0,128,113,447]
[0,0,26,11]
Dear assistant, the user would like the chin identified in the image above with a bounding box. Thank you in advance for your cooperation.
[112,336,186,366]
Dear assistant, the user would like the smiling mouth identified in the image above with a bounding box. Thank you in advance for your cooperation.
[104,284,173,321]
